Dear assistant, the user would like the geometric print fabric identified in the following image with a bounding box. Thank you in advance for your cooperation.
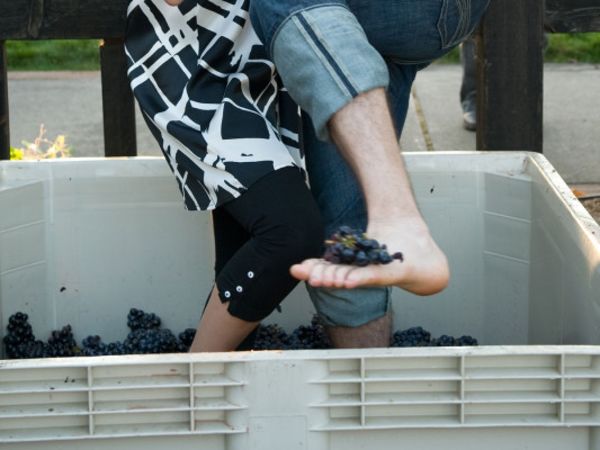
[125,0,304,210]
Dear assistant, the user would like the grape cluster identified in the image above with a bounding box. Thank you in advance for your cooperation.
[125,328,179,354]
[253,324,290,350]
[392,326,478,347]
[47,325,80,357]
[391,326,432,347]
[106,341,128,355]
[81,334,129,356]
[430,335,456,347]
[287,316,330,349]
[3,311,479,359]
[124,308,181,354]
[323,226,403,267]
[2,312,81,358]
[15,340,50,359]
[178,328,197,351]
[2,309,192,359]
[123,308,179,354]
[438,335,478,346]
[3,312,36,358]
[81,335,108,356]
[253,316,331,350]
[127,308,161,331]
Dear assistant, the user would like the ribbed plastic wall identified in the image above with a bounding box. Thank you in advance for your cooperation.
[2,349,600,449]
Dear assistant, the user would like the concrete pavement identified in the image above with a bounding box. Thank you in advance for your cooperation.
[402,63,600,184]
[7,63,600,183]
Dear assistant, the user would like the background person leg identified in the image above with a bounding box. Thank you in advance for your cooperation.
[460,35,478,131]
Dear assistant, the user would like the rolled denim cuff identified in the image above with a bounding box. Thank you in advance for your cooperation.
[307,284,392,328]
[272,6,389,142]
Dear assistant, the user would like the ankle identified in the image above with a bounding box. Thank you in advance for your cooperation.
[367,216,430,237]
[367,197,421,220]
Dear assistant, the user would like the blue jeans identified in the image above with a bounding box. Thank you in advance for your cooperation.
[250,0,490,327]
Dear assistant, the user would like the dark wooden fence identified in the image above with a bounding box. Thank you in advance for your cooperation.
[0,0,600,160]
[477,0,600,153]
[0,0,133,160]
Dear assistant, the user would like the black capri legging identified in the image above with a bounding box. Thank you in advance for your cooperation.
[211,166,324,325]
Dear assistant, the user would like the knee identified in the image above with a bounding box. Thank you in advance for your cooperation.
[218,212,323,323]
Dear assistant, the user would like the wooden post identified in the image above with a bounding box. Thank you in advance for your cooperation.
[477,0,545,152]
[100,38,137,157]
[0,40,9,160]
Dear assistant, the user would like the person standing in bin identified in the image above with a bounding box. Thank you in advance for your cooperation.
[126,0,489,351]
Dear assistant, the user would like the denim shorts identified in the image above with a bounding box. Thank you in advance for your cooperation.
[250,0,490,328]
[250,0,490,141]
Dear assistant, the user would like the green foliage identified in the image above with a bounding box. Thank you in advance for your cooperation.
[545,33,600,63]
[3,34,600,71]
[10,125,72,160]
[436,32,600,64]
[9,147,23,160]
[6,40,100,71]
[438,47,461,64]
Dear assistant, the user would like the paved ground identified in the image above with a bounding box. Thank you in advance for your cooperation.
[7,63,600,184]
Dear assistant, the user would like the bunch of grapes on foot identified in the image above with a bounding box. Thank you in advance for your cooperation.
[323,225,403,267]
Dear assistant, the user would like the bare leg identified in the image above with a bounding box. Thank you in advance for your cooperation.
[164,0,182,5]
[189,286,259,352]
[326,311,392,348]
[291,88,450,295]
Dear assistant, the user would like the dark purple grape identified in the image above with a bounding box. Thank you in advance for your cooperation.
[392,252,404,262]
[378,252,393,264]
[355,251,369,266]
[322,226,404,267]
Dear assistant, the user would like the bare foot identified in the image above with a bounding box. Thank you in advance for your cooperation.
[291,218,449,295]
[164,0,183,5]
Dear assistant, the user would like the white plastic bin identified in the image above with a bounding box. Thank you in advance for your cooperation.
[0,152,599,449]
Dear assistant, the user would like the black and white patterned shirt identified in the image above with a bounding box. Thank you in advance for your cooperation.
[125,0,304,210]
